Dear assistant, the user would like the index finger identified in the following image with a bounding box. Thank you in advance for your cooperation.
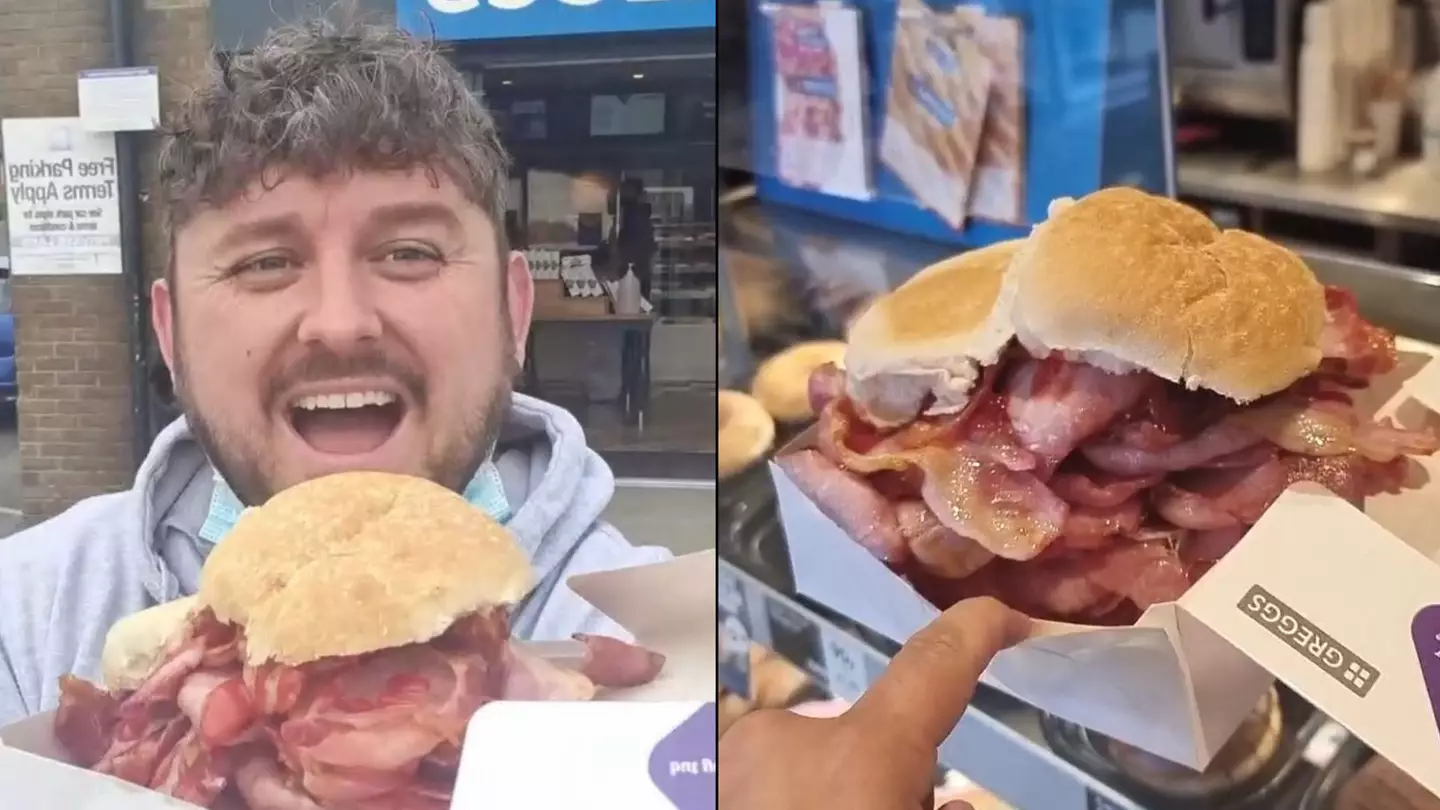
[846,597,1029,751]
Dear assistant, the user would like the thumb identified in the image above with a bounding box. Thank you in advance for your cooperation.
[846,597,1029,751]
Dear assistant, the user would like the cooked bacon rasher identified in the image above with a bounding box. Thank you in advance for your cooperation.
[788,286,1438,624]
[53,608,663,809]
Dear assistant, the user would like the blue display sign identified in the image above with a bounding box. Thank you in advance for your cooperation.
[397,0,716,40]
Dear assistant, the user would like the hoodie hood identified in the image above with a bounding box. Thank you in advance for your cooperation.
[133,393,617,614]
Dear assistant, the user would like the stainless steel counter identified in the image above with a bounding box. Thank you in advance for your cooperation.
[1178,153,1440,235]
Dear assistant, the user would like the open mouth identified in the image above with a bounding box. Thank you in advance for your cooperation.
[288,390,406,456]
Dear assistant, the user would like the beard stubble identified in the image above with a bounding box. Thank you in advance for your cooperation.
[170,332,520,507]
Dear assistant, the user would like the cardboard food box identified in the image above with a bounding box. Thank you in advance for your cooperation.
[774,337,1440,794]
[0,551,718,809]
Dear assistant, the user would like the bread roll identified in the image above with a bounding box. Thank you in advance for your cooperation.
[199,472,534,665]
[1006,187,1325,401]
[843,239,1023,425]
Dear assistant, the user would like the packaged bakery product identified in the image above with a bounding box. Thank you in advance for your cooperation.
[766,3,873,200]
[879,0,993,229]
[959,7,1026,224]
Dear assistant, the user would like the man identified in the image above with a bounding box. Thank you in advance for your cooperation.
[720,597,1030,810]
[0,20,670,724]
[613,177,656,299]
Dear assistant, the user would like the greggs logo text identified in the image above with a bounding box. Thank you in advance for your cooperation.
[1239,584,1379,698]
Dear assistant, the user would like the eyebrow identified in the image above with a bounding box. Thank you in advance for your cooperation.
[362,202,465,240]
[206,202,467,260]
[211,213,307,257]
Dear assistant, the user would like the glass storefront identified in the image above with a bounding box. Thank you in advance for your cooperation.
[434,26,718,478]
[462,53,718,322]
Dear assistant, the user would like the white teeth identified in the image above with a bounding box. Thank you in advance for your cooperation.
[293,390,397,411]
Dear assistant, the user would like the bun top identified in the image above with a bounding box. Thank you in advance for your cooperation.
[199,471,534,666]
[1007,188,1325,402]
[843,240,1021,425]
[847,240,1019,372]
[101,596,198,691]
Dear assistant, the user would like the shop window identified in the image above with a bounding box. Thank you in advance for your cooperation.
[590,92,666,137]
[622,170,715,322]
[505,174,524,247]
[526,169,617,247]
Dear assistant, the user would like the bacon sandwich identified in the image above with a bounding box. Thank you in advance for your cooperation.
[52,471,664,809]
[793,187,1439,624]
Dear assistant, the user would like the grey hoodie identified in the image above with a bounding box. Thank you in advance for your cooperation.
[0,394,670,725]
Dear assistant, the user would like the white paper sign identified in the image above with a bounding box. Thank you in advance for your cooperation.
[77,67,161,133]
[1,118,122,276]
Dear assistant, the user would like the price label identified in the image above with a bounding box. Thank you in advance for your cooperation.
[819,625,871,703]
[717,566,753,698]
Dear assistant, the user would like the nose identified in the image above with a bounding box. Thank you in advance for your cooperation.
[295,257,383,350]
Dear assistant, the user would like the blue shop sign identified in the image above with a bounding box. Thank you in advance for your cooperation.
[397,0,716,40]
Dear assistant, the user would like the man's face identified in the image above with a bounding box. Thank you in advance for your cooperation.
[152,168,534,505]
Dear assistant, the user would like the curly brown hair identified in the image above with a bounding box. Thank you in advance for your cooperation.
[156,14,510,262]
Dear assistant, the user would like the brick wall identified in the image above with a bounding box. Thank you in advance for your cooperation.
[0,1,211,519]
[137,1,212,287]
